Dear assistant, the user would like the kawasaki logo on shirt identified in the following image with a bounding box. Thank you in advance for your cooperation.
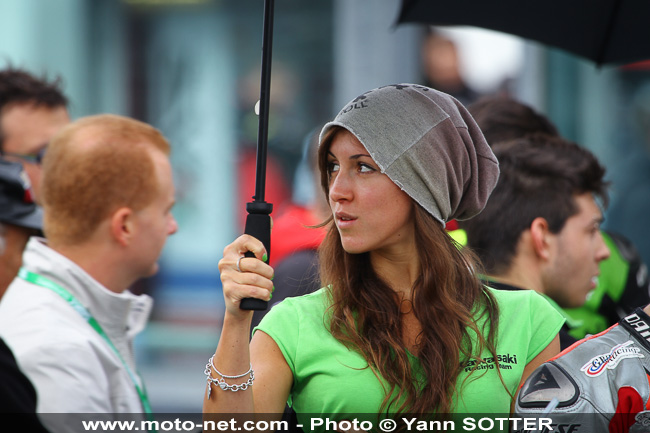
[464,353,518,373]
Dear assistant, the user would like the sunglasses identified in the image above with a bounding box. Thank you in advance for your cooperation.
[1,147,47,165]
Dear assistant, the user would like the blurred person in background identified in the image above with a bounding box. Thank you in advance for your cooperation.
[0,160,42,298]
[420,29,481,106]
[0,66,70,203]
[0,338,49,432]
[0,159,49,432]
[0,114,177,432]
[466,95,650,340]
[459,134,611,349]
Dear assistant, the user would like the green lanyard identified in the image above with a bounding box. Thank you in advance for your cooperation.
[18,267,155,420]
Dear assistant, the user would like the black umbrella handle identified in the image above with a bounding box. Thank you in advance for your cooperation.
[239,0,275,312]
[240,202,273,311]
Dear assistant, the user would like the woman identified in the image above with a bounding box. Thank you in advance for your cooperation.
[204,84,563,422]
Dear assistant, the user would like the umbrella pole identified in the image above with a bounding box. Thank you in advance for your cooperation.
[240,0,275,311]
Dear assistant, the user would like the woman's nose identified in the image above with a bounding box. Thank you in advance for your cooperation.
[328,171,352,203]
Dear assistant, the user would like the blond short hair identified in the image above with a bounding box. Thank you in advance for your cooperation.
[41,114,170,245]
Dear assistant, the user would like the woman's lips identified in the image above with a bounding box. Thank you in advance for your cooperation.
[335,211,357,228]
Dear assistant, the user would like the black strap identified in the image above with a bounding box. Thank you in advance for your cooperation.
[619,307,650,351]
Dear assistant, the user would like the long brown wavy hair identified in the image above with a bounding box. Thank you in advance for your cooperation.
[317,127,501,416]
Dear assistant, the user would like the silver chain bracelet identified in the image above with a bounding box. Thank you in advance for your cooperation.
[204,356,255,399]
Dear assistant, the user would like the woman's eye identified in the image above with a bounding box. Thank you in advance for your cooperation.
[327,162,340,175]
[359,163,375,173]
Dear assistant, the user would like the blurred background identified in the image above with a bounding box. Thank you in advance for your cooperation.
[1,0,649,412]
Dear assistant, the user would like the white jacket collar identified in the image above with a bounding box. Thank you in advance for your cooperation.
[21,237,153,340]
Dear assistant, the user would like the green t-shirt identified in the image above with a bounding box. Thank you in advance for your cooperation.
[255,287,563,419]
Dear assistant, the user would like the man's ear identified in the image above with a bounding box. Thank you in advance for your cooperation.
[110,207,134,246]
[530,217,552,260]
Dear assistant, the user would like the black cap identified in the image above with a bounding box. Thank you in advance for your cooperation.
[0,159,42,230]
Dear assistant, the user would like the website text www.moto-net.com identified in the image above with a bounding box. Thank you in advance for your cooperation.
[81,418,286,432]
[77,416,553,432]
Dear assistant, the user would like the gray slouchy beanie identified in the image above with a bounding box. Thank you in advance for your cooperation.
[319,84,499,225]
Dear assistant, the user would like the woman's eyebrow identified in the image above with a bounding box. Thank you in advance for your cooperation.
[327,150,371,160]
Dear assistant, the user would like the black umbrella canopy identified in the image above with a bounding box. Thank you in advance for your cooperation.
[397,0,650,66]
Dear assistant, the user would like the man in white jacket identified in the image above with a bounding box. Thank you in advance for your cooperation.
[0,114,177,432]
